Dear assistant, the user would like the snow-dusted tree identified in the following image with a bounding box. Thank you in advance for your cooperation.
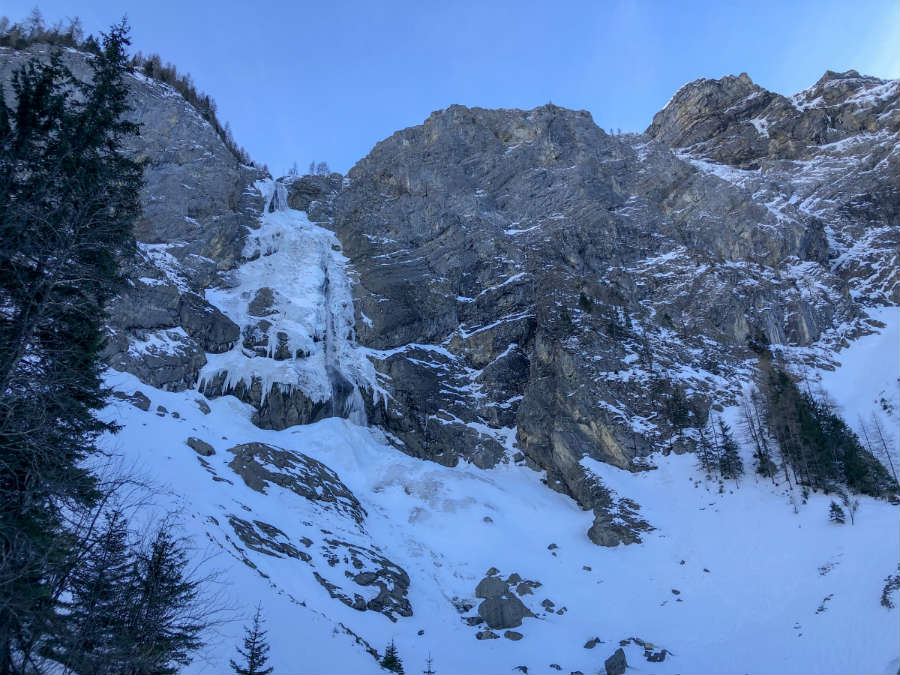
[117,527,207,674]
[740,392,777,480]
[828,501,845,524]
[718,420,744,484]
[860,413,898,485]
[380,639,404,674]
[315,160,330,175]
[838,489,859,526]
[696,422,718,478]
[230,604,273,675]
[0,22,142,671]
[50,510,133,674]
[881,565,900,608]
[24,7,44,39]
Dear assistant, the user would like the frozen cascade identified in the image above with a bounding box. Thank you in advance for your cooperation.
[267,180,289,212]
[198,179,372,426]
[323,262,368,426]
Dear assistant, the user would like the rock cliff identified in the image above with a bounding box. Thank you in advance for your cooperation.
[3,44,895,546]
[310,72,896,542]
[1,44,267,392]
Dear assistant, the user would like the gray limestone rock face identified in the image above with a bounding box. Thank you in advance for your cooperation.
[322,71,895,545]
[103,326,207,392]
[647,70,899,303]
[284,173,343,215]
[0,45,267,389]
[248,287,277,317]
[177,293,240,353]
[200,374,333,430]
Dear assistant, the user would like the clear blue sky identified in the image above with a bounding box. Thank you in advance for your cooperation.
[6,1,899,175]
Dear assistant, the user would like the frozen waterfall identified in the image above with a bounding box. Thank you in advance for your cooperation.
[199,179,372,427]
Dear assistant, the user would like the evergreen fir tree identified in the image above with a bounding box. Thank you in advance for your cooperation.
[718,420,744,483]
[380,639,404,674]
[828,501,846,524]
[666,384,692,429]
[697,421,718,478]
[51,510,133,674]
[0,20,142,672]
[230,604,273,675]
[118,527,206,674]
[880,565,900,608]
[839,490,859,526]
[758,363,893,496]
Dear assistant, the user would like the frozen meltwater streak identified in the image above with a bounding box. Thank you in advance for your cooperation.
[323,257,368,426]
[269,181,288,212]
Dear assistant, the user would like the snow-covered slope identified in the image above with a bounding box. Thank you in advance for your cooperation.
[101,314,899,673]
[817,306,900,470]
[99,180,900,673]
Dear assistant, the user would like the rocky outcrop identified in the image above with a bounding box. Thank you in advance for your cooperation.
[285,173,344,219]
[111,390,151,411]
[223,513,413,622]
[226,442,367,525]
[604,648,627,675]
[186,437,215,456]
[315,538,412,621]
[472,571,536,629]
[648,70,899,166]
[200,374,334,430]
[647,70,899,303]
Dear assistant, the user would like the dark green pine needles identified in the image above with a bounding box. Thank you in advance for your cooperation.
[230,604,274,675]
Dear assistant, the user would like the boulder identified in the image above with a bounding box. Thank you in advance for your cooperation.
[111,390,151,411]
[226,442,367,524]
[604,648,627,675]
[186,437,215,456]
[475,575,509,599]
[477,594,533,629]
[248,287,277,317]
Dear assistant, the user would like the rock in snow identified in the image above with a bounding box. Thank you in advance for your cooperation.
[604,647,628,675]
